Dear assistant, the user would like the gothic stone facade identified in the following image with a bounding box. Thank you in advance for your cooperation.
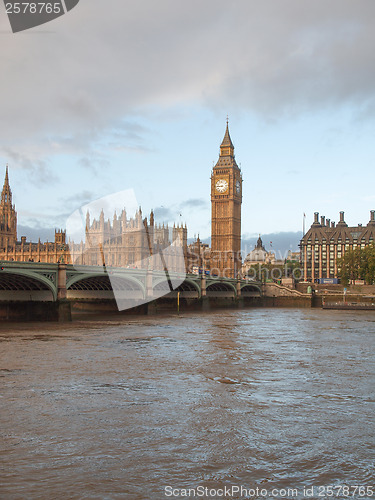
[69,209,187,273]
[0,167,187,272]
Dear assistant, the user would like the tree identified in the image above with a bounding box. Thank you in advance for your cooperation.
[362,245,375,284]
[338,244,375,285]
[285,259,301,279]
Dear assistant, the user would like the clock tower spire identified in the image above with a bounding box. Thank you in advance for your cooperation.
[211,121,242,278]
[220,118,235,158]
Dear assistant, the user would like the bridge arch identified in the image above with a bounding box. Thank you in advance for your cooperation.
[0,270,56,301]
[178,278,201,298]
[152,277,201,298]
[241,283,262,296]
[174,279,201,298]
[206,281,237,298]
[67,273,145,299]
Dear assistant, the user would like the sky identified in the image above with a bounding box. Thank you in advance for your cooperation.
[1,0,375,253]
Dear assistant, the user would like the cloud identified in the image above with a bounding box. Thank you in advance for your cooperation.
[17,224,56,242]
[1,0,375,154]
[78,156,110,174]
[153,205,174,222]
[106,120,155,153]
[1,147,58,185]
[2,0,375,238]
[180,198,207,209]
[59,189,95,210]
[152,197,208,226]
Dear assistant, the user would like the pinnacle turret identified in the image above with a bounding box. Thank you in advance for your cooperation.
[0,165,17,246]
[1,165,12,206]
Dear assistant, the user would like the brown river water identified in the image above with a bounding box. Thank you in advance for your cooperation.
[0,309,374,500]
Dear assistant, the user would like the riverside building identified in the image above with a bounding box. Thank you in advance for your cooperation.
[300,210,375,281]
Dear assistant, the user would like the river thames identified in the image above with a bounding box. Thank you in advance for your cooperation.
[0,309,374,499]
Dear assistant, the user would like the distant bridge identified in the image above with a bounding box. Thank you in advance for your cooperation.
[0,262,262,305]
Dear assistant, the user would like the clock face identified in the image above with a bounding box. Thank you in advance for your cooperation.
[236,180,241,194]
[216,179,228,193]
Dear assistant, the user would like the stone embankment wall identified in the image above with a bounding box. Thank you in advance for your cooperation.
[263,283,305,297]
[261,283,312,308]
[296,283,375,294]
[295,282,375,308]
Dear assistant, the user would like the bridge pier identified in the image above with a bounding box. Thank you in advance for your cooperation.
[57,300,72,322]
[236,279,241,297]
[201,274,206,297]
[56,264,71,321]
[201,296,210,311]
[146,301,158,315]
[237,297,244,309]
[146,267,154,299]
[57,263,67,300]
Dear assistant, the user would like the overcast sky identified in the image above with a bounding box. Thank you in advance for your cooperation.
[1,0,375,249]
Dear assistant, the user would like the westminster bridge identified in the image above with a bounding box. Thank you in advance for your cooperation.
[0,262,267,320]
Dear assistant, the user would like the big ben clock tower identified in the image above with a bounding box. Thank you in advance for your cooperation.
[211,121,242,278]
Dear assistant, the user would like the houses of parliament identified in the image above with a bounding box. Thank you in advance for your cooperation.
[0,123,243,278]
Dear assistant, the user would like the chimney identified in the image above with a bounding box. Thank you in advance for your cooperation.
[326,218,330,227]
[321,216,325,226]
[331,222,335,228]
[314,212,319,224]
[370,210,375,223]
[337,211,347,226]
